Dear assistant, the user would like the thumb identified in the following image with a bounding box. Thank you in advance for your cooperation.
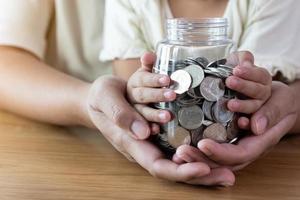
[251,82,293,135]
[140,52,156,72]
[226,51,254,67]
[89,76,151,140]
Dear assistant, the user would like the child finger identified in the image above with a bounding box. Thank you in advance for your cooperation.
[227,99,262,114]
[150,123,160,135]
[134,104,172,123]
[129,71,170,88]
[237,117,250,130]
[130,88,176,104]
[233,63,272,85]
[226,76,271,100]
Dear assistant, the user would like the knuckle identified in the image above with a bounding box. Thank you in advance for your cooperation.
[255,85,267,99]
[111,105,127,126]
[133,88,145,103]
[266,104,281,125]
[260,68,272,84]
[149,162,160,178]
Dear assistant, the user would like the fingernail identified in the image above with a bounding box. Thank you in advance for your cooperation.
[159,76,169,85]
[198,143,213,156]
[159,112,168,122]
[164,90,176,99]
[131,120,150,139]
[221,182,234,187]
[229,100,239,110]
[256,116,268,135]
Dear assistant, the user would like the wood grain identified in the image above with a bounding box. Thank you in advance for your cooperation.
[0,110,299,200]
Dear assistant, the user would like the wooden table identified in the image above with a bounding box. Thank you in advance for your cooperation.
[0,110,299,200]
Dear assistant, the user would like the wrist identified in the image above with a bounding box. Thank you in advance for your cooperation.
[74,82,97,129]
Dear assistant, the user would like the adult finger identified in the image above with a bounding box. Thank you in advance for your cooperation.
[197,139,251,166]
[174,145,220,168]
[186,168,235,186]
[251,81,296,135]
[89,76,150,140]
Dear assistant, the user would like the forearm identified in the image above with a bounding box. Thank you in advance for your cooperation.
[289,80,300,134]
[0,46,93,128]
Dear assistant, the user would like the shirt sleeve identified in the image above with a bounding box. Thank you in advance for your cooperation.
[99,0,150,62]
[238,0,300,82]
[0,0,53,59]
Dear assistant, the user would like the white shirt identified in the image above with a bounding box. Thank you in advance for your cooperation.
[0,0,112,82]
[100,0,300,82]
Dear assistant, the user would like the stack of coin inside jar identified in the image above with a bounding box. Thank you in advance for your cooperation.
[153,56,240,153]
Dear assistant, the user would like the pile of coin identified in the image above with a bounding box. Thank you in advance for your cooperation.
[153,57,239,153]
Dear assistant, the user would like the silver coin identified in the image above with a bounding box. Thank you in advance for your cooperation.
[202,120,214,127]
[200,76,225,101]
[203,123,227,143]
[167,126,191,148]
[212,97,234,124]
[202,100,214,121]
[188,86,203,99]
[170,70,192,94]
[228,137,239,144]
[178,105,204,130]
[226,115,239,140]
[196,57,209,67]
[176,93,201,107]
[204,69,223,78]
[207,58,227,68]
[183,65,205,88]
[190,126,204,146]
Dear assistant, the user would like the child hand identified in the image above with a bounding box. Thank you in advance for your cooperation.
[225,51,272,135]
[127,53,176,133]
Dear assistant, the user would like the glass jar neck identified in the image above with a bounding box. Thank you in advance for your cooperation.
[166,18,229,45]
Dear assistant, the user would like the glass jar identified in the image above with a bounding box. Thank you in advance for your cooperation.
[153,18,239,154]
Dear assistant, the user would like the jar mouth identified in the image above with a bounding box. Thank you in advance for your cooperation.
[167,18,228,29]
[166,18,229,45]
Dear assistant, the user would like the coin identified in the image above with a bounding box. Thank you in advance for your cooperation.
[188,86,203,98]
[196,57,209,67]
[170,70,192,94]
[183,64,205,88]
[207,58,227,68]
[190,126,204,146]
[202,120,214,126]
[203,123,227,143]
[168,126,191,148]
[200,76,225,101]
[202,100,214,121]
[176,93,201,107]
[178,105,204,130]
[154,56,240,151]
[212,97,234,124]
[226,116,239,140]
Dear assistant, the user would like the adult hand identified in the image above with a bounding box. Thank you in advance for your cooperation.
[86,75,151,140]
[173,81,298,171]
[85,55,235,186]
[92,106,235,186]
